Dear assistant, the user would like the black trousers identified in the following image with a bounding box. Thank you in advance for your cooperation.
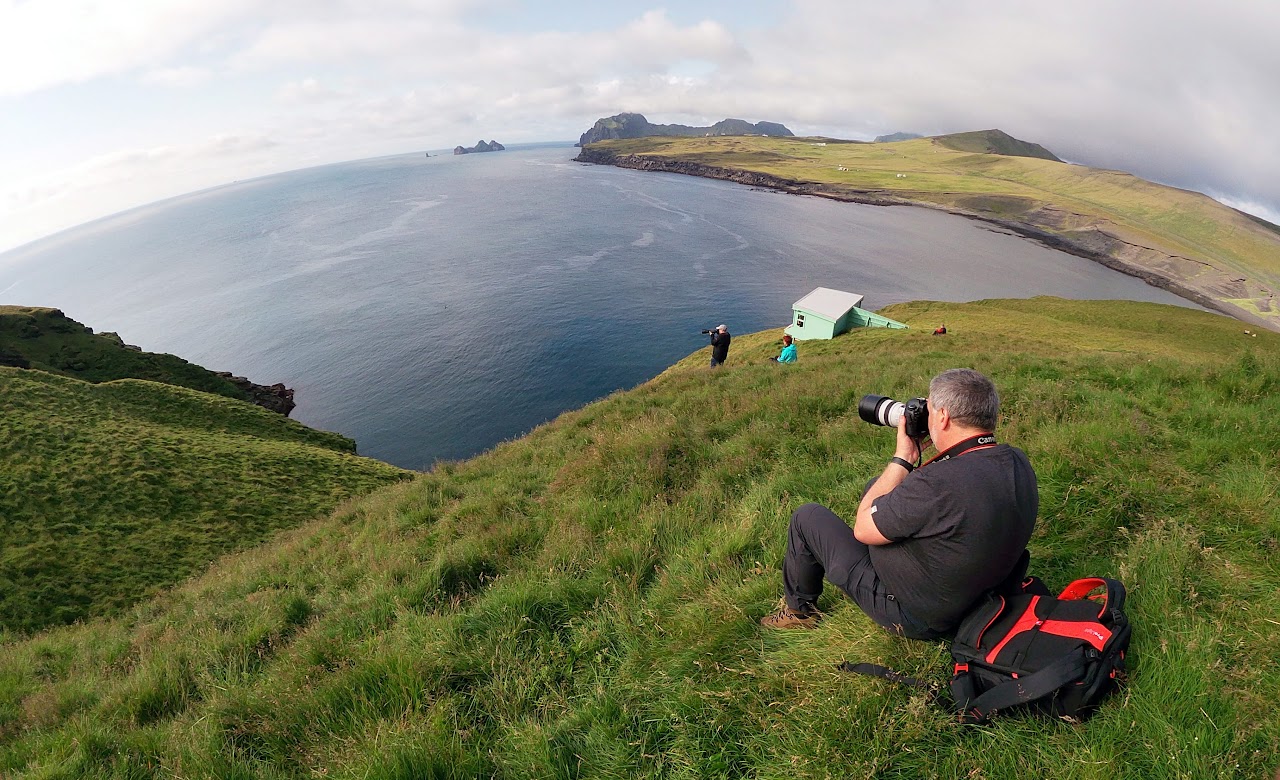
[783,503,943,640]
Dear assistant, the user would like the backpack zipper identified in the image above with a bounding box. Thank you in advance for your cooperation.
[984,596,1042,664]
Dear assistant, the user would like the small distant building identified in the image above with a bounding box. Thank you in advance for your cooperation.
[785,287,907,340]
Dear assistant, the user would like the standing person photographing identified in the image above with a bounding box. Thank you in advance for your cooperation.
[761,368,1038,640]
[704,324,731,368]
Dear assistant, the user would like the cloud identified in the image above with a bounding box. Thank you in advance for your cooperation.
[239,9,749,147]
[0,132,282,251]
[0,0,256,95]
[276,77,354,103]
[656,0,1280,220]
[233,7,743,87]
[0,0,500,95]
[2,0,1278,251]
[1214,195,1280,228]
[141,66,214,88]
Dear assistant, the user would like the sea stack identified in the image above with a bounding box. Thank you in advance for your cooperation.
[453,140,506,154]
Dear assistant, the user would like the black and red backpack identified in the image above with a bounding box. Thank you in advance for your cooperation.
[844,572,1131,724]
[946,576,1131,723]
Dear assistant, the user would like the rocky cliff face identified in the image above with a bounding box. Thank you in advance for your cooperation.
[100,328,297,416]
[576,113,794,146]
[214,372,296,416]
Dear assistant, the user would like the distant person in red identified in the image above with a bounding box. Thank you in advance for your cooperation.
[933,324,947,336]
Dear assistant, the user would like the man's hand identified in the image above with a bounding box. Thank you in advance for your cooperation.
[895,416,925,465]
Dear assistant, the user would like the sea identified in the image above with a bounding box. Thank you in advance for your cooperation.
[0,143,1199,469]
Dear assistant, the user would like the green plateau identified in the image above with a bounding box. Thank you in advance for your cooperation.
[575,130,1280,333]
[1,297,1277,778]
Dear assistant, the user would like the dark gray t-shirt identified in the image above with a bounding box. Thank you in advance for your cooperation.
[868,443,1038,632]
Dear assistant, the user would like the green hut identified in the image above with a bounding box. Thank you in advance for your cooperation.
[784,287,907,341]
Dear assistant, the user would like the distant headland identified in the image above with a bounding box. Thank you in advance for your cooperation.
[574,129,1279,332]
[576,113,794,147]
[454,140,506,155]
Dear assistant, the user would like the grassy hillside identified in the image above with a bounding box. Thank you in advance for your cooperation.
[583,132,1280,331]
[1,298,1277,778]
[0,307,258,402]
[0,368,411,634]
[935,129,1062,161]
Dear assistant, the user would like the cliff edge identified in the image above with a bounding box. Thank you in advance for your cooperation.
[0,306,297,415]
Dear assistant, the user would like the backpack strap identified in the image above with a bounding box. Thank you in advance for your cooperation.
[953,650,1087,724]
[949,661,977,718]
[837,662,952,708]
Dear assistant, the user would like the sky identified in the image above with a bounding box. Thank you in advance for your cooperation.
[2,0,1279,254]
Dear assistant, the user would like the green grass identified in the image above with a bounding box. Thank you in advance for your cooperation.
[1,298,1278,778]
[587,132,1280,332]
[935,129,1062,161]
[0,368,412,634]
[0,306,253,402]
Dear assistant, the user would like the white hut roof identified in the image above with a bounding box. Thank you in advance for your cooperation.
[792,288,865,320]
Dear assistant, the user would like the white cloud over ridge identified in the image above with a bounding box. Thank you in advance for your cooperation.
[1,0,1279,252]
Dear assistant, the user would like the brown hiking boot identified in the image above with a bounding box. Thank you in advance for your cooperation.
[760,600,824,630]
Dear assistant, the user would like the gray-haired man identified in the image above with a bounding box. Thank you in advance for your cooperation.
[762,368,1038,639]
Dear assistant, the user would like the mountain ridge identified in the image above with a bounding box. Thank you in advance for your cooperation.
[576,112,794,146]
[934,128,1062,161]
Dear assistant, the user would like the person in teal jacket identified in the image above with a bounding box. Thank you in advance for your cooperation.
[771,334,797,364]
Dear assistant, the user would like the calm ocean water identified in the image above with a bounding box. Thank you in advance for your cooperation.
[0,143,1196,468]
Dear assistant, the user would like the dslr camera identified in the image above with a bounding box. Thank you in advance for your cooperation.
[701,329,715,335]
[859,394,929,439]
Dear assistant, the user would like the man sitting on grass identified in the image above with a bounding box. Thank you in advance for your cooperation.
[761,368,1038,640]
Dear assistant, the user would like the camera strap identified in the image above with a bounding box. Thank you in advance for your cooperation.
[923,434,997,467]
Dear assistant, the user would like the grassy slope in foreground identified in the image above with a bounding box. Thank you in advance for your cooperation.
[579,132,1280,332]
[1,298,1277,778]
[0,368,411,634]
